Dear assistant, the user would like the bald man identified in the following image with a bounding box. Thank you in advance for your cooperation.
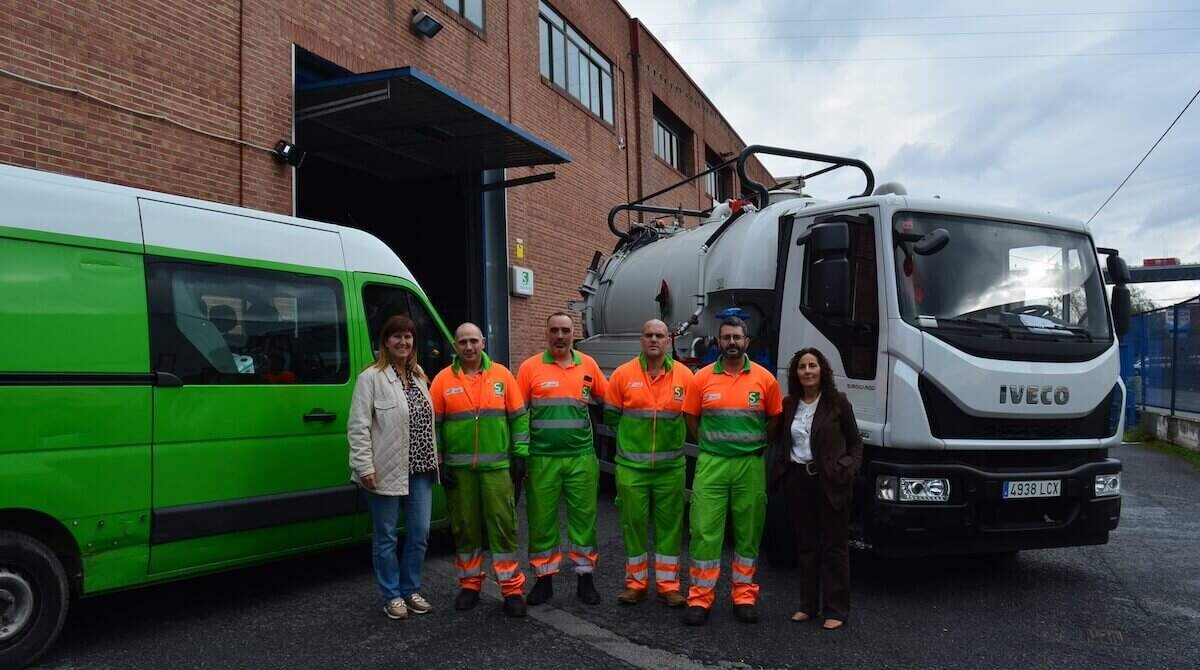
[429,323,529,617]
[603,320,694,607]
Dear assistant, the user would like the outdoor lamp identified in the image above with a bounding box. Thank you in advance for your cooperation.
[412,10,444,38]
[273,140,306,168]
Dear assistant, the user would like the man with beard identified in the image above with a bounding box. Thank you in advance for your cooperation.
[516,312,608,605]
[604,319,694,608]
[681,316,782,626]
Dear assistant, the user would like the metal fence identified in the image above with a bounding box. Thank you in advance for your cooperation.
[1120,295,1200,423]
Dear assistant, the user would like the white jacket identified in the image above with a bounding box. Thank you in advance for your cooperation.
[347,364,437,496]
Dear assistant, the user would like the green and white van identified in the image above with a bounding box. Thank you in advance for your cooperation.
[0,164,454,667]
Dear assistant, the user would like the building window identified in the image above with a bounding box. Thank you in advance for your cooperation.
[655,119,680,170]
[538,1,614,125]
[443,0,484,30]
[704,147,732,202]
[652,98,691,173]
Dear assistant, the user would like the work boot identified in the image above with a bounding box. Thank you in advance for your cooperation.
[576,573,601,605]
[454,588,480,611]
[617,587,647,606]
[658,590,687,608]
[684,606,709,626]
[527,576,554,606]
[503,595,527,618]
[733,604,759,624]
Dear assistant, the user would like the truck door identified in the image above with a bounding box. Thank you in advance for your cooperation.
[775,207,888,442]
[141,200,357,574]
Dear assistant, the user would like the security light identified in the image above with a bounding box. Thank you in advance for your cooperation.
[411,10,444,38]
[273,140,306,168]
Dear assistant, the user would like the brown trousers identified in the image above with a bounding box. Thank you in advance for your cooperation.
[784,461,851,621]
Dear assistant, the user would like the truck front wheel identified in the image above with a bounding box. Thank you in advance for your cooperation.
[0,531,69,670]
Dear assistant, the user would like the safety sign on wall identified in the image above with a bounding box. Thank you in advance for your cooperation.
[511,266,534,297]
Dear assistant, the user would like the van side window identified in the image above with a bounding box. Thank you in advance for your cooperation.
[146,259,349,384]
[362,284,451,374]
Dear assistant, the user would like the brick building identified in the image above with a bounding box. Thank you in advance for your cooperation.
[0,0,771,365]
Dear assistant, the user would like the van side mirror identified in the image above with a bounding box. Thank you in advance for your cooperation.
[798,222,851,317]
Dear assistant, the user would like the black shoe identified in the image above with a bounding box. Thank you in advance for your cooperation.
[576,573,601,605]
[733,604,759,623]
[527,576,553,606]
[454,588,480,611]
[684,606,709,626]
[503,595,527,618]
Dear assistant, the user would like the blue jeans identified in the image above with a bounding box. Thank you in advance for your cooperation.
[365,472,434,603]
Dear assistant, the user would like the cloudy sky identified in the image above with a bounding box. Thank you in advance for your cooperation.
[618,0,1200,306]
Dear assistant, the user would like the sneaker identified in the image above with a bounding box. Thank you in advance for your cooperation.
[454,588,481,611]
[658,590,687,608]
[502,594,527,618]
[384,597,408,620]
[405,593,433,615]
[733,604,759,624]
[617,588,647,606]
[576,573,601,605]
[684,605,709,626]
[527,576,554,606]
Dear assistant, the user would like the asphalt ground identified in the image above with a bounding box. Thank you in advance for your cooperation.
[35,443,1200,669]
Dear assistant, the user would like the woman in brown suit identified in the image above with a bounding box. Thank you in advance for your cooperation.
[770,347,863,630]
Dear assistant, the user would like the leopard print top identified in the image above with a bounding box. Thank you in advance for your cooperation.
[396,367,438,474]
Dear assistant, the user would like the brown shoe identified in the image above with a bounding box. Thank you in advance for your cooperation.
[658,590,687,608]
[617,587,648,605]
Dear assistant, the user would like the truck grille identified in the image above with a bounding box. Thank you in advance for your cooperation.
[919,377,1119,440]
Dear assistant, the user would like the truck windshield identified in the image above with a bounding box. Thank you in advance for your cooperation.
[894,212,1112,341]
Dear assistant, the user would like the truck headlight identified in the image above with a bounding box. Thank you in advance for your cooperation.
[899,478,950,502]
[1094,474,1121,497]
[876,475,897,501]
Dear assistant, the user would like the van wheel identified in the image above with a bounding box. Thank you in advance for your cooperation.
[0,532,69,670]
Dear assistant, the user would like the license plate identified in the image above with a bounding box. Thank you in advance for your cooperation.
[1002,479,1061,499]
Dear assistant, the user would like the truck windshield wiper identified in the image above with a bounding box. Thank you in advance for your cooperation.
[1021,323,1095,342]
[921,316,1014,338]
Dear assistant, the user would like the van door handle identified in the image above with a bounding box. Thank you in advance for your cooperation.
[304,409,337,423]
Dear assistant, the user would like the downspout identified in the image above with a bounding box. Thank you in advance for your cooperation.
[629,19,644,204]
[238,0,244,206]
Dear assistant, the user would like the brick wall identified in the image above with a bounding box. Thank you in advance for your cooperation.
[0,0,771,367]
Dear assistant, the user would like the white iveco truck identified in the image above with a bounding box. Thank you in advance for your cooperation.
[577,146,1132,557]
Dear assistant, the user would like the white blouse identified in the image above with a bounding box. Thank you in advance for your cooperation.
[789,395,820,464]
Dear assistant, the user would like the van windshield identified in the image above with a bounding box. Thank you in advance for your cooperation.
[894,212,1112,341]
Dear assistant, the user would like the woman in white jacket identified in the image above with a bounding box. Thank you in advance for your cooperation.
[348,314,440,619]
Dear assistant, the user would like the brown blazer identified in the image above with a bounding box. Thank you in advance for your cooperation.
[770,391,864,511]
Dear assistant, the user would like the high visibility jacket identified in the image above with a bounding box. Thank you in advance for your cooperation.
[430,352,528,469]
[682,355,783,457]
[516,350,607,457]
[604,353,694,469]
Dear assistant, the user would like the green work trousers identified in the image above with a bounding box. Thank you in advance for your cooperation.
[526,452,599,576]
[615,463,685,593]
[687,452,767,608]
[448,468,526,596]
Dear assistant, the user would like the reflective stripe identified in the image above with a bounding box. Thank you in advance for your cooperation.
[509,406,528,419]
[704,408,763,418]
[730,571,753,583]
[532,418,590,429]
[458,551,482,563]
[511,433,530,442]
[627,569,648,581]
[492,552,519,563]
[569,544,596,557]
[621,408,682,419]
[691,575,718,588]
[617,448,684,463]
[691,558,721,570]
[495,566,519,581]
[655,554,679,567]
[655,570,675,581]
[446,452,507,464]
[533,561,559,576]
[530,549,557,561]
[732,553,757,568]
[604,403,622,415]
[626,552,648,566]
[701,430,767,444]
[443,409,507,421]
[531,397,587,408]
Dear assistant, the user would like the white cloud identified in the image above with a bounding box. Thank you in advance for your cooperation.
[622,0,1200,305]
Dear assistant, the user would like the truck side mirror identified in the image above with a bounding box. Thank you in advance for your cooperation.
[1111,285,1131,337]
[798,222,851,317]
[1106,254,1132,284]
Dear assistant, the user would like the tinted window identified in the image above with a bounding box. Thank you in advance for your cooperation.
[147,259,348,384]
[362,284,452,375]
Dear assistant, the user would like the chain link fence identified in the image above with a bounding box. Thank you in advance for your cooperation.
[1121,295,1200,423]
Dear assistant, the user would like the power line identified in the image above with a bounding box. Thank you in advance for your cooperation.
[1087,85,1200,224]
[679,50,1200,65]
[660,26,1200,42]
[649,8,1200,27]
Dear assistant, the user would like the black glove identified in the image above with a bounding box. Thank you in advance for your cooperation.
[510,456,526,502]
[438,466,457,490]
